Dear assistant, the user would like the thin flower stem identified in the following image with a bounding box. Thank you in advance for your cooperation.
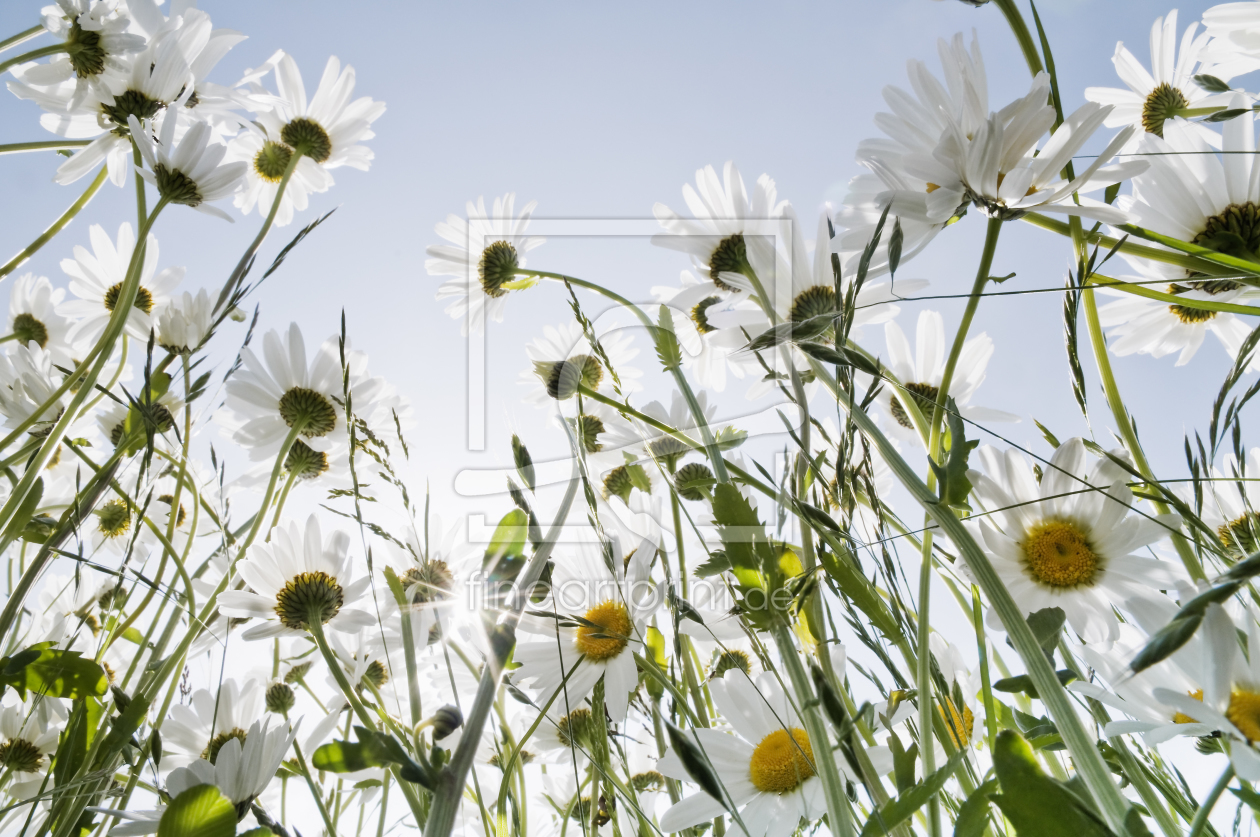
[213,148,304,315]
[0,42,65,75]
[292,736,342,837]
[309,616,376,729]
[1090,273,1260,317]
[971,586,998,752]
[1188,764,1234,837]
[1080,284,1206,580]
[1022,212,1243,278]
[0,25,47,54]
[0,139,91,155]
[992,0,1044,75]
[0,162,108,281]
[527,269,731,484]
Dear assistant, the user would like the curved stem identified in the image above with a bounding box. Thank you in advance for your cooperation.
[1188,764,1233,837]
[993,0,1044,75]
[0,162,108,280]
[1023,213,1245,278]
[0,43,65,75]
[0,25,47,54]
[1091,273,1260,316]
[0,139,91,155]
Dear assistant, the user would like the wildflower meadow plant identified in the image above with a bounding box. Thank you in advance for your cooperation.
[5,3,1260,837]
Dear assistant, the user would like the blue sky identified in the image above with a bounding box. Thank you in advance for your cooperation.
[0,0,1240,527]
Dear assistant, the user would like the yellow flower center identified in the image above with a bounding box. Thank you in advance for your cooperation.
[749,728,816,794]
[574,600,632,661]
[1227,689,1260,742]
[1021,519,1099,588]
[1172,689,1204,725]
[938,699,975,748]
[925,182,941,193]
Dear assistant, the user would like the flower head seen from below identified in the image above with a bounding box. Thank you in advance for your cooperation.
[520,321,641,406]
[968,438,1183,643]
[58,222,183,344]
[160,679,265,774]
[429,193,545,333]
[6,273,76,367]
[225,126,332,227]
[157,288,214,355]
[130,112,246,220]
[218,514,374,640]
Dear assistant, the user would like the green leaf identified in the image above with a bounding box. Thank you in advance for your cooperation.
[484,509,528,567]
[237,830,276,837]
[510,434,536,493]
[312,740,388,772]
[54,697,104,790]
[644,626,667,699]
[0,644,108,699]
[710,484,770,587]
[887,731,919,794]
[693,550,731,578]
[156,784,235,837]
[665,722,728,810]
[888,217,904,277]
[1203,108,1250,124]
[1026,607,1066,662]
[991,730,1116,837]
[1,477,43,552]
[1231,784,1260,812]
[860,752,963,837]
[992,669,1077,700]
[654,306,683,371]
[954,779,999,837]
[1194,74,1232,93]
[928,397,977,511]
[796,341,882,376]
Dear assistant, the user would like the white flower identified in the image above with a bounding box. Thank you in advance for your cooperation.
[156,288,214,354]
[636,389,718,465]
[1085,10,1236,146]
[967,438,1183,643]
[657,673,874,837]
[1198,447,1260,557]
[652,270,752,392]
[6,273,76,367]
[652,161,784,293]
[906,74,1144,224]
[0,342,72,434]
[218,514,375,640]
[1154,603,1260,779]
[519,320,641,406]
[1203,1,1260,72]
[0,695,62,800]
[59,222,183,344]
[218,323,347,461]
[224,127,332,227]
[513,541,657,722]
[161,679,265,773]
[878,309,1017,442]
[10,0,143,107]
[837,32,990,276]
[130,111,246,219]
[429,193,545,334]
[102,720,297,835]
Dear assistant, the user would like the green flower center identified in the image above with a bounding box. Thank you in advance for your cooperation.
[602,465,636,503]
[280,117,332,163]
[274,570,345,630]
[109,404,174,447]
[103,283,154,314]
[12,313,48,348]
[632,771,667,792]
[361,659,389,689]
[789,285,837,323]
[154,163,202,206]
[265,682,295,714]
[1192,202,1260,262]
[709,234,750,291]
[101,89,161,128]
[1142,82,1189,137]
[96,499,131,539]
[710,649,752,679]
[556,708,595,749]
[577,414,606,453]
[889,382,940,430]
[284,439,331,479]
[253,141,293,183]
[674,462,714,501]
[690,296,721,334]
[65,21,105,79]
[478,240,519,298]
[278,387,337,437]
[402,560,454,603]
[201,728,248,764]
[0,738,43,773]
[536,354,604,401]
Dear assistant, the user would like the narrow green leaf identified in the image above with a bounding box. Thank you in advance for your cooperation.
[860,752,963,837]
[954,779,999,837]
[511,434,536,493]
[654,306,683,370]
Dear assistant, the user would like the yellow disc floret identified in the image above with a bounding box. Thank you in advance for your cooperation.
[1172,689,1204,725]
[574,600,632,661]
[1021,519,1099,588]
[749,727,816,794]
[1227,688,1260,742]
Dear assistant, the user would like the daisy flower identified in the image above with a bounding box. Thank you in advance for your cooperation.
[218,514,376,640]
[967,437,1183,643]
[218,323,347,461]
[8,0,143,107]
[1085,10,1236,145]
[102,720,296,836]
[161,678,266,773]
[224,126,332,227]
[520,320,641,406]
[428,193,545,334]
[6,273,76,365]
[652,270,752,391]
[878,309,1017,442]
[652,161,784,293]
[130,111,247,220]
[1152,602,1260,779]
[156,288,214,354]
[837,31,990,276]
[1203,1,1260,72]
[59,222,183,345]
[0,342,72,435]
[906,73,1143,224]
[512,541,657,722]
[636,389,717,467]
[1198,447,1260,558]
[657,673,852,837]
[0,695,63,800]
[929,634,987,751]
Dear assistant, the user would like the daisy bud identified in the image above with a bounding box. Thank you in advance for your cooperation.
[532,354,603,401]
[429,705,463,741]
[674,462,714,502]
[284,661,313,684]
[266,682,295,714]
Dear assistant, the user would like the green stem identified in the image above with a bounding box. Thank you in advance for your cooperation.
[1188,764,1233,837]
[0,25,46,54]
[993,0,1044,75]
[0,139,91,155]
[0,162,108,280]
[0,42,65,76]
[1090,273,1260,316]
[292,736,342,837]
[1023,213,1242,278]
